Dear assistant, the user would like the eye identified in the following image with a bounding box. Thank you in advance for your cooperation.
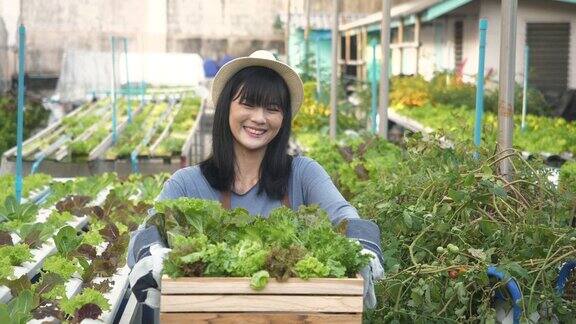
[239,99,254,108]
[267,105,281,112]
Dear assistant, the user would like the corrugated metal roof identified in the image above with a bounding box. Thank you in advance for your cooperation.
[339,0,441,31]
[420,0,474,21]
[285,12,370,30]
[340,0,575,32]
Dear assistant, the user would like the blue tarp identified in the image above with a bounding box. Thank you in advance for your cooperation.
[203,59,218,77]
[204,55,236,77]
[218,55,234,68]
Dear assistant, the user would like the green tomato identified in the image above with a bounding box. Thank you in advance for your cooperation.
[436,246,445,253]
[447,244,459,253]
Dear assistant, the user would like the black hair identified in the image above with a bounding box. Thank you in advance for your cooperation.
[200,66,293,199]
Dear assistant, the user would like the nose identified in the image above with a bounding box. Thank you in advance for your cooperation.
[250,107,266,124]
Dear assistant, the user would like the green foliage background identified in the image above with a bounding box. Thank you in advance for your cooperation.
[0,95,49,157]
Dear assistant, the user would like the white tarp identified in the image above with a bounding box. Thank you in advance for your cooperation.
[55,50,205,102]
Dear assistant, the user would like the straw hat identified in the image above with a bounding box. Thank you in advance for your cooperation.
[211,50,304,117]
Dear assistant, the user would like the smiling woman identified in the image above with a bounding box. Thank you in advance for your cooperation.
[128,50,385,322]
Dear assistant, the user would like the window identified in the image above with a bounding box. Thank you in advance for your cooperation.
[454,21,464,69]
[350,34,358,60]
[404,25,415,43]
[391,28,399,44]
[526,22,570,101]
[340,35,346,60]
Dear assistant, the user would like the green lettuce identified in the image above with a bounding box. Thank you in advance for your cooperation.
[59,288,110,316]
[250,270,270,290]
[294,256,330,279]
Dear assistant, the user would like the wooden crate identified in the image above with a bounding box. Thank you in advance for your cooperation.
[160,276,364,324]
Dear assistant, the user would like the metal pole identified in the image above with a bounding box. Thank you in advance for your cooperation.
[497,0,518,179]
[473,19,488,154]
[398,18,404,74]
[378,0,392,138]
[370,39,378,133]
[315,40,321,99]
[329,0,339,139]
[521,45,529,132]
[285,0,291,64]
[415,15,421,75]
[304,0,311,78]
[131,151,139,173]
[15,24,25,203]
[123,37,132,123]
[111,36,118,143]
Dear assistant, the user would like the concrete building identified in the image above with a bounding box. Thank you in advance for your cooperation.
[0,0,390,93]
[166,0,286,59]
[0,0,171,92]
[0,0,296,92]
[338,0,576,104]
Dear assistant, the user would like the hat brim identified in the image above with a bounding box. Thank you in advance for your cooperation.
[211,57,304,117]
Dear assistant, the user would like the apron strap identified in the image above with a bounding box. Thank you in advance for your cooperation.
[219,191,290,210]
[281,193,290,208]
[220,190,232,210]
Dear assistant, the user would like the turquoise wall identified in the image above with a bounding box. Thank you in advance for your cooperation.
[366,30,394,83]
[367,31,381,83]
[288,28,332,85]
[288,28,391,84]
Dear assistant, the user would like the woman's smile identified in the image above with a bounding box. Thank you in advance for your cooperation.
[243,126,268,137]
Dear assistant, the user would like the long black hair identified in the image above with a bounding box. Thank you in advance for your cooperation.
[200,66,293,199]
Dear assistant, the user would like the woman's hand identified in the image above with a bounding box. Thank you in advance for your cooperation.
[362,248,384,279]
[129,241,171,307]
[127,225,170,309]
[360,248,384,309]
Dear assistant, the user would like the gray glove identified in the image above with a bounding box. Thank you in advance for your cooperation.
[127,225,170,309]
[344,218,385,309]
[360,248,384,309]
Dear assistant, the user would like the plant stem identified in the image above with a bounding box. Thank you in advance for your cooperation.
[409,224,433,267]
[527,234,568,311]
[492,195,512,225]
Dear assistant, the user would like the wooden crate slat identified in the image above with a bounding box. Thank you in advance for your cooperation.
[160,295,363,313]
[161,276,363,295]
[160,312,362,323]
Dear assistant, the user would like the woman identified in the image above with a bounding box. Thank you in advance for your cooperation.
[128,51,383,318]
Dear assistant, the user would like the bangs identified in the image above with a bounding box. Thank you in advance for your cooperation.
[232,67,291,114]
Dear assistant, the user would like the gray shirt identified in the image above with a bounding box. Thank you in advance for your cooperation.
[157,155,360,226]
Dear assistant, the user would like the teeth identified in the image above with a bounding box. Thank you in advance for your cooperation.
[245,127,266,136]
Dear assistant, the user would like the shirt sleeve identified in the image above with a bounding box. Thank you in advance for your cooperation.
[156,170,189,201]
[300,158,360,225]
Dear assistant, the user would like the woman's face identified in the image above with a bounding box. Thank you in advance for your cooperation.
[229,96,284,152]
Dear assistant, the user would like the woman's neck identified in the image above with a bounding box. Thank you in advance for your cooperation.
[232,142,266,194]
